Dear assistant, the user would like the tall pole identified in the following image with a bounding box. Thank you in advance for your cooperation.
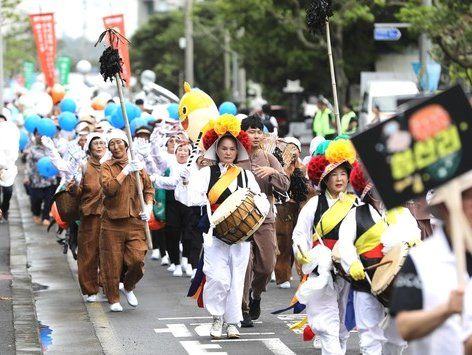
[0,9,4,107]
[184,0,194,86]
[326,21,341,135]
[419,0,432,92]
[224,30,231,92]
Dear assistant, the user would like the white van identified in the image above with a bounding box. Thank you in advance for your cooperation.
[359,80,419,129]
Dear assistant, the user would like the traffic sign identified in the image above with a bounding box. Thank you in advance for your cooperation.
[374,27,402,41]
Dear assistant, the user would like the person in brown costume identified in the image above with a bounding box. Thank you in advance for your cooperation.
[100,129,154,312]
[239,115,290,327]
[68,133,107,302]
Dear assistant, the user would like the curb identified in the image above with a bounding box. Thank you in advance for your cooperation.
[9,177,42,354]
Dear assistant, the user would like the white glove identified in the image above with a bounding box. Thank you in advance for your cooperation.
[41,136,56,151]
[122,159,144,176]
[139,204,153,221]
[180,166,191,181]
[134,137,151,158]
[68,144,85,162]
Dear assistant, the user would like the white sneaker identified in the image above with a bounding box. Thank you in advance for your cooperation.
[173,265,183,277]
[313,335,322,349]
[226,324,240,339]
[167,263,176,272]
[210,316,223,339]
[181,257,188,269]
[151,249,161,260]
[184,264,193,277]
[119,282,124,290]
[120,288,138,307]
[86,294,98,302]
[161,255,170,266]
[270,271,276,282]
[278,281,291,289]
[110,302,123,312]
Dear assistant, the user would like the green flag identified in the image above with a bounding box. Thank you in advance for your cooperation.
[23,61,35,89]
[56,57,71,85]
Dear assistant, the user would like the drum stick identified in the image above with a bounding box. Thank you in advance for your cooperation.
[186,131,203,168]
[297,244,307,259]
[363,260,393,272]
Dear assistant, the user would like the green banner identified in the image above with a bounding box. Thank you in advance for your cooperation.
[23,61,35,89]
[56,56,71,85]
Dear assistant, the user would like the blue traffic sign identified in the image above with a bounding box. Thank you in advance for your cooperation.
[374,27,402,41]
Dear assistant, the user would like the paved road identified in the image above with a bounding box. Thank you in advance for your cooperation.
[0,218,15,354]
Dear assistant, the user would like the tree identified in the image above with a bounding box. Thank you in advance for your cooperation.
[396,0,472,87]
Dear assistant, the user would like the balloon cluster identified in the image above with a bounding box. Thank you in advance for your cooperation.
[107,102,142,129]
[37,156,59,178]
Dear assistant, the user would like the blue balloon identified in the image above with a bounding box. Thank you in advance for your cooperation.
[110,111,125,129]
[104,103,118,117]
[167,103,179,120]
[37,118,57,138]
[19,130,29,151]
[113,102,138,123]
[146,115,156,125]
[59,98,77,113]
[58,112,78,131]
[219,101,237,115]
[133,104,142,119]
[130,117,148,136]
[37,156,59,178]
[24,114,41,133]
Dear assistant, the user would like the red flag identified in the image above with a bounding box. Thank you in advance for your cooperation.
[103,14,131,86]
[29,13,56,88]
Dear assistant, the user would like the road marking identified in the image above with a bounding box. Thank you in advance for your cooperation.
[193,323,274,337]
[154,323,193,337]
[212,338,296,355]
[180,341,227,354]
[158,316,212,320]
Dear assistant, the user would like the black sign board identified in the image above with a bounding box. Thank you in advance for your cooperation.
[351,85,472,210]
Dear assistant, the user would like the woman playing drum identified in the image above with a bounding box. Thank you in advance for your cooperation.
[292,137,358,354]
[338,162,421,355]
[176,114,262,339]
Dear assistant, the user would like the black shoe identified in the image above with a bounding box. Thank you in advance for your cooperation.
[240,312,254,328]
[249,297,261,320]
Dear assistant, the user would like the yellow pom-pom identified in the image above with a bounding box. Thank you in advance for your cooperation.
[201,119,215,135]
[325,139,356,165]
[214,114,241,137]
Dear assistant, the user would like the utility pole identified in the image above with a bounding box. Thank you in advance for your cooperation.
[419,0,432,92]
[224,30,231,92]
[184,0,194,86]
[232,51,239,103]
[0,9,4,106]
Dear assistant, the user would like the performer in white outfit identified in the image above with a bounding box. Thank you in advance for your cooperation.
[338,162,420,355]
[175,114,263,339]
[292,138,358,354]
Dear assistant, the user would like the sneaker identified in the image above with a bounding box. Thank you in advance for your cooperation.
[110,302,123,312]
[119,282,124,290]
[167,263,176,272]
[249,296,261,320]
[42,219,50,226]
[181,257,188,269]
[270,271,276,282]
[173,265,183,277]
[226,324,240,339]
[161,255,170,266]
[86,294,98,302]
[240,312,254,328]
[184,264,193,277]
[210,316,223,339]
[313,335,322,349]
[278,281,291,289]
[120,288,138,307]
[151,249,161,260]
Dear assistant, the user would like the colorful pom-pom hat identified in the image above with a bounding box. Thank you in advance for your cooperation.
[350,161,373,200]
[202,114,252,162]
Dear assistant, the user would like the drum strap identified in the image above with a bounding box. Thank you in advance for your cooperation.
[313,193,357,240]
[355,208,402,255]
[207,165,241,205]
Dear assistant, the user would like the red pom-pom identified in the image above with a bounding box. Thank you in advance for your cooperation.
[202,129,219,150]
[237,130,252,152]
[350,161,369,195]
[307,155,329,185]
[303,325,315,341]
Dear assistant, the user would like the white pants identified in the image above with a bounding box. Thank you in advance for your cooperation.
[354,291,406,355]
[305,277,350,355]
[203,237,251,324]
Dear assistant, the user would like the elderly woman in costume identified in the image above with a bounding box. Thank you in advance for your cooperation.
[99,129,154,312]
[176,114,265,339]
[68,133,108,302]
[292,138,358,354]
[338,162,420,355]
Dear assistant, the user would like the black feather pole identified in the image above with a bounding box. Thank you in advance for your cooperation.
[289,168,309,203]
[94,28,130,84]
[306,0,333,33]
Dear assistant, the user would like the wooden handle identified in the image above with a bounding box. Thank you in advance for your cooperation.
[186,131,203,168]
[363,260,392,271]
[297,244,306,259]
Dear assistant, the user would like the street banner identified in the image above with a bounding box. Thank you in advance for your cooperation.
[29,13,56,88]
[103,14,131,86]
[351,85,472,210]
[56,56,71,85]
[23,61,35,89]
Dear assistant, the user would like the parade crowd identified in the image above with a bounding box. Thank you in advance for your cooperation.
[0,85,471,355]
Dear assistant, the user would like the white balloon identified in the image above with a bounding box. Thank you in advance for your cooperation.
[140,70,156,85]
[32,92,54,116]
[76,60,92,74]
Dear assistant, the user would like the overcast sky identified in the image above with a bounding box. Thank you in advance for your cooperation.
[19,0,139,41]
